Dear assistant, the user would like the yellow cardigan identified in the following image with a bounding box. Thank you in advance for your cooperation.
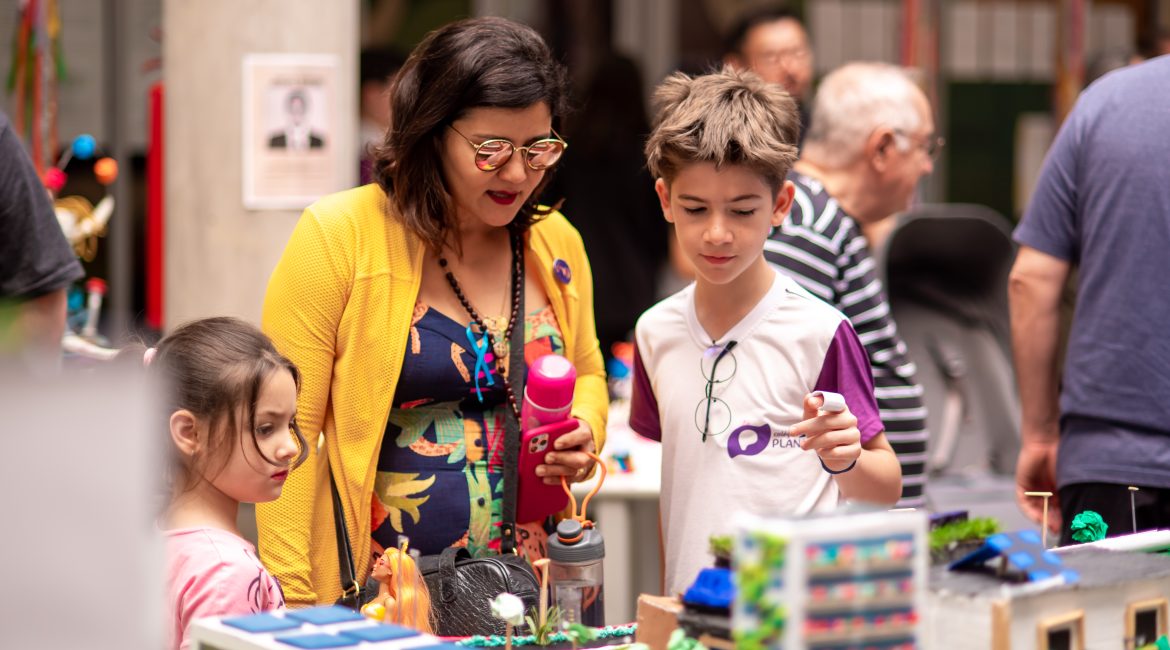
[257,184,608,606]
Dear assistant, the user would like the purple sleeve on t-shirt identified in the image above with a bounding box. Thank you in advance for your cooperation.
[813,321,884,443]
[629,342,661,441]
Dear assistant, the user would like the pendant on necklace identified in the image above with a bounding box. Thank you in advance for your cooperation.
[481,316,507,362]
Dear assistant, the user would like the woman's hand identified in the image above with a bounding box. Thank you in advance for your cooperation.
[536,418,596,485]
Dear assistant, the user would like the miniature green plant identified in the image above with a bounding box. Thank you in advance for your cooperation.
[666,628,708,650]
[561,621,597,650]
[1070,510,1108,543]
[733,532,787,650]
[525,605,562,646]
[708,535,733,560]
[930,517,1000,553]
[1137,634,1170,650]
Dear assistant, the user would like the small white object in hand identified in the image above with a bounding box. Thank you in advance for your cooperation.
[811,391,846,413]
[491,593,525,626]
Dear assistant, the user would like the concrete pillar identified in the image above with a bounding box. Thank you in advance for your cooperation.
[164,0,358,326]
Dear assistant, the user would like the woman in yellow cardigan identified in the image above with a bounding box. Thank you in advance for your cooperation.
[257,17,607,607]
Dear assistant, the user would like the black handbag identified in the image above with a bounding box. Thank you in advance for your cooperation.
[347,548,540,636]
[418,547,539,636]
[331,246,537,635]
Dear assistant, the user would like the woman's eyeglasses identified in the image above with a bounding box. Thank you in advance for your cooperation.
[448,124,568,172]
[695,341,737,442]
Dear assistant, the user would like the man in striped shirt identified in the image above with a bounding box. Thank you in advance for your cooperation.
[760,62,937,507]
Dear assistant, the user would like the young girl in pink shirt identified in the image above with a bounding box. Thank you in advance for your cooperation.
[149,317,307,649]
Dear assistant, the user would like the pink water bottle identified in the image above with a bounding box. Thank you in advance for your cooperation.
[522,354,577,431]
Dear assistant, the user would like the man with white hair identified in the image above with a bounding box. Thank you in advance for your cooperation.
[723,5,815,143]
[763,62,939,507]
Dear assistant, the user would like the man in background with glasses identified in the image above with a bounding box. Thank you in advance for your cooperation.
[762,62,938,509]
[630,67,902,598]
[723,5,815,147]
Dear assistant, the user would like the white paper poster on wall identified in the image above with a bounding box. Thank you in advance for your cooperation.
[242,53,341,210]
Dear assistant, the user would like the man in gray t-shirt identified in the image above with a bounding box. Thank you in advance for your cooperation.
[0,109,84,370]
[1011,56,1170,544]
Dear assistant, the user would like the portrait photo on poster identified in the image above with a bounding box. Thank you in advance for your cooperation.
[266,85,327,151]
[243,53,344,210]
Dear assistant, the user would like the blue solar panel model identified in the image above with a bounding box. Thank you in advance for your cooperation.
[273,632,359,649]
[337,625,420,642]
[221,613,304,634]
[283,606,366,626]
[189,604,447,649]
[950,530,1080,583]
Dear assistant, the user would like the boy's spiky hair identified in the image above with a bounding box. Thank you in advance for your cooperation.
[645,66,800,191]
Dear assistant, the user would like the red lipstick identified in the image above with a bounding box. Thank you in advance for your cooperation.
[487,190,519,205]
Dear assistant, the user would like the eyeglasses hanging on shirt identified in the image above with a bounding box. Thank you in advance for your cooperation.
[696,340,738,442]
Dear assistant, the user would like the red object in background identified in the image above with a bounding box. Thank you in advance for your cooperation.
[900,0,919,67]
[147,82,165,329]
[43,167,67,192]
[85,277,108,296]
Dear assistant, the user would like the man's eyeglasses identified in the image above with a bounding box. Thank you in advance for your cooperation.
[893,129,946,161]
[695,341,737,442]
[448,124,568,172]
[750,45,812,68]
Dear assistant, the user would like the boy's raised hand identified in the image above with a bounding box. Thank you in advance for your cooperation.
[789,393,862,471]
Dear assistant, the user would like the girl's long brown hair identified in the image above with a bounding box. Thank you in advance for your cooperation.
[150,317,309,493]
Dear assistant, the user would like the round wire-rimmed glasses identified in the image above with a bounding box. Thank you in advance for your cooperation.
[448,124,568,172]
[695,341,738,442]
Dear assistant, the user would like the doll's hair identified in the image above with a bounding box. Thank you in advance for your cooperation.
[377,547,435,634]
[146,317,308,494]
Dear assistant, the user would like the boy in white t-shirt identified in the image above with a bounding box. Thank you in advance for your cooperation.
[630,68,903,596]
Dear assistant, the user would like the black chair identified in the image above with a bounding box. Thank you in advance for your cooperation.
[876,203,1020,478]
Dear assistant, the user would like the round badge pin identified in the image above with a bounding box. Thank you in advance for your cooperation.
[553,259,572,284]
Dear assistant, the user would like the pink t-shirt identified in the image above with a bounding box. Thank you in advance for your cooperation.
[166,527,285,650]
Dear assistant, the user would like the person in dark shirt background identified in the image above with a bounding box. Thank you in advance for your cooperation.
[359,47,405,184]
[0,109,85,372]
[546,54,668,359]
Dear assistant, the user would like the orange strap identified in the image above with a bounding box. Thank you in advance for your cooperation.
[561,450,607,525]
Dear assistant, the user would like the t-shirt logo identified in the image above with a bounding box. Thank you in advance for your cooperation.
[726,422,801,459]
[727,423,771,458]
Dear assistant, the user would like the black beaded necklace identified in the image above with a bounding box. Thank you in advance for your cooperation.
[437,227,524,420]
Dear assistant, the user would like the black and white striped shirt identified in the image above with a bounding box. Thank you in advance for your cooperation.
[764,171,929,507]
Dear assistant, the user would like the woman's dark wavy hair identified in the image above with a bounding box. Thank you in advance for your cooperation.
[373,16,571,252]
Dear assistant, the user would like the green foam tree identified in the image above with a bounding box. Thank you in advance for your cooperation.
[1070,510,1108,543]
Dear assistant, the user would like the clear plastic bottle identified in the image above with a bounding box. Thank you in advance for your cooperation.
[547,519,605,627]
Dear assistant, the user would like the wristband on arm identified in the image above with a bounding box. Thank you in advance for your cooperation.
[820,458,857,475]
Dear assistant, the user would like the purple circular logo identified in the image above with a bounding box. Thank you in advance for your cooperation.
[727,423,771,458]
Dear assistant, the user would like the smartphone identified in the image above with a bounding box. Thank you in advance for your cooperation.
[516,418,579,522]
